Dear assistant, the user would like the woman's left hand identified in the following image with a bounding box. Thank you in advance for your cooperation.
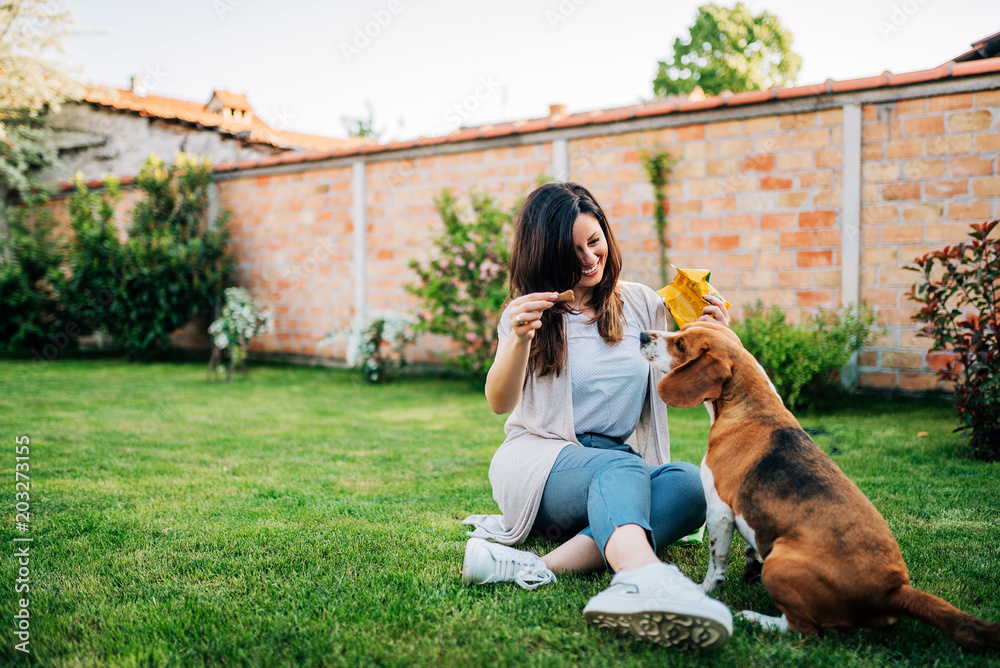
[698,293,731,328]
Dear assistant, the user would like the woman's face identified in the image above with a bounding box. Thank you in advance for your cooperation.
[571,213,608,290]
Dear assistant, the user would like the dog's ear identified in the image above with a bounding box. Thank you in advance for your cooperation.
[656,345,729,408]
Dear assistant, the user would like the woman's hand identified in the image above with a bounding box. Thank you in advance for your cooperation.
[486,291,559,414]
[698,293,731,328]
[509,292,559,340]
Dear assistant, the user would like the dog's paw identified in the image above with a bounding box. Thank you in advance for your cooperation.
[738,611,789,633]
[700,578,723,594]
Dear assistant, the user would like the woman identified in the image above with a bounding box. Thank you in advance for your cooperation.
[461,181,733,651]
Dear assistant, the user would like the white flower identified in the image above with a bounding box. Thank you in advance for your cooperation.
[210,288,272,358]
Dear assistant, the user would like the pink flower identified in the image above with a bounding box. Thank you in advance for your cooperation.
[479,260,499,280]
[465,332,479,342]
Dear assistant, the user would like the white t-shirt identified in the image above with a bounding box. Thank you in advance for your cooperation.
[566,301,649,440]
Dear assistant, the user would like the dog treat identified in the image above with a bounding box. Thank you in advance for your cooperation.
[657,266,732,328]
[554,289,574,303]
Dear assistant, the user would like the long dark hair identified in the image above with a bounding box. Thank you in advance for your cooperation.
[508,181,623,377]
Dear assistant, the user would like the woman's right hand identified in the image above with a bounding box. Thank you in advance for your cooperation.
[509,292,559,341]
[486,291,559,413]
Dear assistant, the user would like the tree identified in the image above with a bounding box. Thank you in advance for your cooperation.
[0,1,89,355]
[341,100,383,141]
[653,2,801,98]
[0,0,87,258]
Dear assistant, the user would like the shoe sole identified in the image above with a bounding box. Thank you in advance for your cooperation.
[584,609,730,651]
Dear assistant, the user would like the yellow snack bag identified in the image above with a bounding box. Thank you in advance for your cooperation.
[657,267,732,329]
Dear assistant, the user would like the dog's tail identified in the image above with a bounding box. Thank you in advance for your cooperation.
[888,584,1000,650]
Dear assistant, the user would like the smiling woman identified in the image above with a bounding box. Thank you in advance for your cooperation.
[500,182,625,381]
[463,181,734,651]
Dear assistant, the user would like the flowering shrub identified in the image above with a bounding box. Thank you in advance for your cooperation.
[408,187,515,382]
[208,287,273,380]
[906,220,999,461]
[319,312,415,384]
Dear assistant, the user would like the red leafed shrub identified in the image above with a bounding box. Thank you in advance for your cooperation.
[906,220,1000,460]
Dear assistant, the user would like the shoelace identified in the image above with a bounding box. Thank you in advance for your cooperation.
[514,566,556,590]
[610,563,703,598]
[492,550,556,590]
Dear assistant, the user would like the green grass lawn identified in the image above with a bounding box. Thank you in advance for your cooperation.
[1,358,998,667]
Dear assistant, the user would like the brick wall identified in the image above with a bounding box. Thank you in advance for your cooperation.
[44,77,1000,392]
[367,145,553,312]
[217,166,356,359]
[361,144,552,360]
[858,90,1000,391]
[567,109,848,320]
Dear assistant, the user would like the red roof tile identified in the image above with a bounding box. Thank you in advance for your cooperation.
[552,112,599,129]
[633,98,681,118]
[515,118,556,134]
[590,106,638,124]
[724,89,774,106]
[382,139,419,151]
[71,58,1000,183]
[677,96,723,111]
[776,82,829,99]
[81,84,372,153]
[446,127,483,143]
[953,58,1000,77]
[886,64,950,87]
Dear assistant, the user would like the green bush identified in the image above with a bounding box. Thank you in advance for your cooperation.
[64,175,121,345]
[906,219,1000,461]
[67,153,235,359]
[732,301,881,409]
[0,191,76,356]
[407,187,515,382]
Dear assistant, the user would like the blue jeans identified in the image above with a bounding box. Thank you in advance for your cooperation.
[531,434,707,564]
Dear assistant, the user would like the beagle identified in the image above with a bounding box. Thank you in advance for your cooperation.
[640,321,999,649]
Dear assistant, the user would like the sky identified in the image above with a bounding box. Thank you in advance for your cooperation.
[63,0,1000,143]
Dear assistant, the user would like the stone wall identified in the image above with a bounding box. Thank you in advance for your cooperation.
[42,102,282,186]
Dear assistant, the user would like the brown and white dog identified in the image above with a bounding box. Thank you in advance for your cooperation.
[639,320,1000,649]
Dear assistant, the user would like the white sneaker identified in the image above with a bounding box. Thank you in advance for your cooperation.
[462,538,556,590]
[583,562,732,651]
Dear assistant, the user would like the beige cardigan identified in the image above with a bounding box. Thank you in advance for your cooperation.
[463,281,671,545]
